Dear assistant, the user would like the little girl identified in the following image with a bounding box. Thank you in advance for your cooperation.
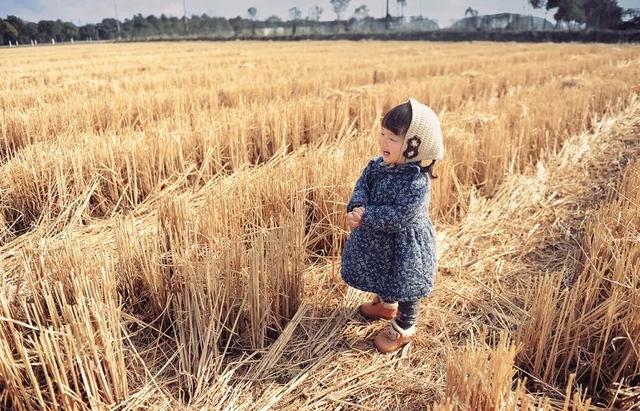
[341,97,444,353]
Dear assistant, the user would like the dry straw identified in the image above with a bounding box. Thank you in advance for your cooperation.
[0,41,639,409]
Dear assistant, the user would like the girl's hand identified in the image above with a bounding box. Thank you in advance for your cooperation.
[346,207,365,228]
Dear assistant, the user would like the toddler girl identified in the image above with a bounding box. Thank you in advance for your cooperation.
[341,97,444,353]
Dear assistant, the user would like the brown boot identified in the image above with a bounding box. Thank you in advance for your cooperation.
[373,319,416,353]
[359,296,398,321]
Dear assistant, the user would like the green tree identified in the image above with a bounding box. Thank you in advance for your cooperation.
[0,19,19,44]
[618,8,640,29]
[289,7,302,35]
[583,0,623,29]
[558,0,586,25]
[354,5,370,20]
[61,21,79,40]
[23,22,38,43]
[527,0,622,28]
[145,15,160,30]
[37,20,63,42]
[229,16,245,36]
[289,7,302,20]
[330,0,350,20]
[308,5,323,21]
[465,7,479,17]
[247,7,257,35]
[6,16,26,43]
[397,0,407,18]
[191,14,211,33]
[131,14,151,37]
[79,24,96,40]
[166,16,182,35]
[100,18,120,39]
[307,5,323,33]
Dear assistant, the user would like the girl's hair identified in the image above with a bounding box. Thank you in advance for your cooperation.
[382,102,438,179]
[382,102,412,137]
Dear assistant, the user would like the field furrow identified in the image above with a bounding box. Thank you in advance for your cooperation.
[0,41,638,410]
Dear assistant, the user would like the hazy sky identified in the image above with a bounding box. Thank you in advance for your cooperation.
[2,0,640,27]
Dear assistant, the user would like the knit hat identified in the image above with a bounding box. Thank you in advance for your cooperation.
[399,98,444,164]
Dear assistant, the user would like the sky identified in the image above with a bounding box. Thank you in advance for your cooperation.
[2,0,640,27]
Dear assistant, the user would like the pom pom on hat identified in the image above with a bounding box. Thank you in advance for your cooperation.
[399,98,444,164]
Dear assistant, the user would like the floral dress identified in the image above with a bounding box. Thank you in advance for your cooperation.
[341,156,437,302]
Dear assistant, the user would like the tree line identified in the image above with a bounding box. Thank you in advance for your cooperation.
[528,0,639,30]
[1,0,638,45]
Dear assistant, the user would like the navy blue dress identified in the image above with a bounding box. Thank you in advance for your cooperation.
[340,156,437,302]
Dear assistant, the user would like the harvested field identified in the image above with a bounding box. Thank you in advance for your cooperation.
[1,41,639,410]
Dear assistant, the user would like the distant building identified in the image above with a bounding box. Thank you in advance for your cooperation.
[450,13,555,31]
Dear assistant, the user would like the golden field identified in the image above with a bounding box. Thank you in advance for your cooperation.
[0,41,639,410]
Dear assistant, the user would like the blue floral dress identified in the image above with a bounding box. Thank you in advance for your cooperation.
[340,156,437,302]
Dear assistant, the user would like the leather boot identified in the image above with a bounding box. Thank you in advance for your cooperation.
[373,319,415,353]
[358,295,398,321]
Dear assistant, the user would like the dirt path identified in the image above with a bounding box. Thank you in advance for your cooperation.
[220,97,640,410]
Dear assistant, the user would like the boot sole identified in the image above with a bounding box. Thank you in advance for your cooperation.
[374,340,411,353]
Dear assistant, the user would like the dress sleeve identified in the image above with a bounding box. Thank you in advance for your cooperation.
[346,161,372,212]
[362,172,428,232]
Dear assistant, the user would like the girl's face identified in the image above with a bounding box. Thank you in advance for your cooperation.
[379,127,404,164]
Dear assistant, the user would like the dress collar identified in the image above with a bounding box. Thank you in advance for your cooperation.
[376,156,421,173]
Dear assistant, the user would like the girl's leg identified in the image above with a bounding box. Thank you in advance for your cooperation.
[395,300,420,330]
